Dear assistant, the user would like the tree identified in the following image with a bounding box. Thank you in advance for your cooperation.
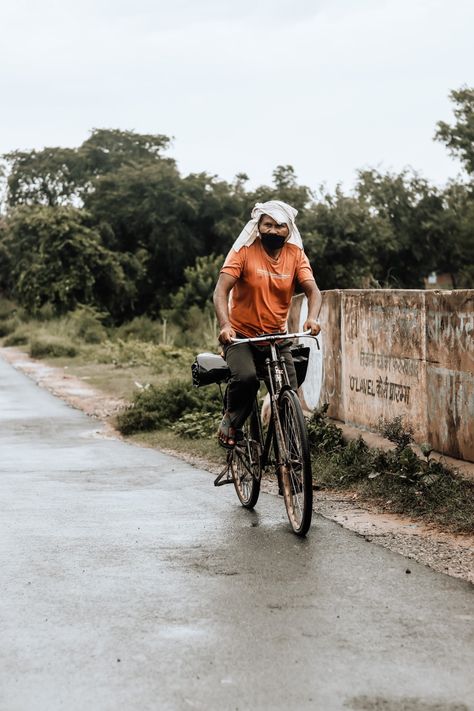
[169,253,224,318]
[435,87,474,175]
[3,206,136,316]
[85,164,245,314]
[2,147,83,207]
[249,165,313,214]
[302,187,394,289]
[355,169,447,287]
[80,128,172,177]
[84,161,202,312]
[162,253,224,347]
[1,129,174,208]
[433,181,474,288]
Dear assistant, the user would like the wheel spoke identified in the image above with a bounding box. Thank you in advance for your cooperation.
[232,410,261,509]
[279,390,312,535]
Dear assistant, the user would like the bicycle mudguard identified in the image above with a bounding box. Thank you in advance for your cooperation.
[277,383,296,400]
[192,352,231,387]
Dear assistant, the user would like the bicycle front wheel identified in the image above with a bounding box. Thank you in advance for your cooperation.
[278,389,313,536]
[232,408,262,509]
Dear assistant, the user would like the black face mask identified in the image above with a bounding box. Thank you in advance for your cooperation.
[261,233,286,250]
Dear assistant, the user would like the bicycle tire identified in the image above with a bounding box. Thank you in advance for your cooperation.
[278,389,313,536]
[232,407,262,509]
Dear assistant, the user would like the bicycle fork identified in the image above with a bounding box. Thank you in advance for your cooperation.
[265,350,290,489]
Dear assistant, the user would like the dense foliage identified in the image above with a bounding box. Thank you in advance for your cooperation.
[0,88,472,324]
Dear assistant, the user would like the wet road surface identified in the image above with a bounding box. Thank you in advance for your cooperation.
[1,356,473,711]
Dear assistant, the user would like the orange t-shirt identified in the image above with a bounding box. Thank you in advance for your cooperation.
[220,239,315,337]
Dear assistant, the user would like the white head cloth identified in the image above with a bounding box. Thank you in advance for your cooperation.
[231,200,303,252]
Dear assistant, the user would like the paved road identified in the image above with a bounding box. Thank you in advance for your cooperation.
[0,356,473,711]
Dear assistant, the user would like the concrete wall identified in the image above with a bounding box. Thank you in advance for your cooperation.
[425,291,474,460]
[289,289,474,462]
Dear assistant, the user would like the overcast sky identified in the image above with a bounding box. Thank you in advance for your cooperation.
[0,0,472,192]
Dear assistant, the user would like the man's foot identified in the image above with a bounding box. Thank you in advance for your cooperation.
[217,414,236,449]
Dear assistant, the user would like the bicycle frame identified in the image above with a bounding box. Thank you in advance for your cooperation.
[230,331,319,471]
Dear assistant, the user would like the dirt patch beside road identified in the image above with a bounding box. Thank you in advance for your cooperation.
[2,345,473,585]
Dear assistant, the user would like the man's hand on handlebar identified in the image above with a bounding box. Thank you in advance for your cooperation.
[303,318,321,336]
[218,323,237,345]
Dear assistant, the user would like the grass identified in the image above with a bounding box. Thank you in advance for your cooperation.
[47,353,195,401]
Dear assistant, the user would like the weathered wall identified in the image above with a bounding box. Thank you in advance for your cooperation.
[341,290,428,442]
[289,289,474,462]
[425,291,474,460]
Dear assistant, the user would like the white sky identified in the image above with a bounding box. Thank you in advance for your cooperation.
[0,0,473,192]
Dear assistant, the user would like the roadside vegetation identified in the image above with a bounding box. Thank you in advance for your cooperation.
[0,300,213,400]
[307,408,474,534]
[1,300,472,535]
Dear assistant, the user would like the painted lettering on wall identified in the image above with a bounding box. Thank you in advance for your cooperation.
[376,375,411,404]
[349,374,411,405]
[359,350,419,378]
[345,304,421,341]
[349,375,376,397]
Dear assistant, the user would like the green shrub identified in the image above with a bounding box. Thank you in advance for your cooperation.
[0,318,18,338]
[116,408,164,434]
[116,379,222,435]
[29,337,78,358]
[307,403,345,454]
[95,339,193,378]
[335,436,378,483]
[378,415,414,452]
[171,410,220,439]
[67,305,108,344]
[0,298,17,321]
[95,338,155,366]
[114,315,163,343]
[34,303,56,322]
[3,327,30,346]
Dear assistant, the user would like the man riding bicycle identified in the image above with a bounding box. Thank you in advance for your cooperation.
[213,199,321,449]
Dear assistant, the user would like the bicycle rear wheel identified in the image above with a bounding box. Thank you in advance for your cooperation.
[278,389,313,536]
[232,407,262,509]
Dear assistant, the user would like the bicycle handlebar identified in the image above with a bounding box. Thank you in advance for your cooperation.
[231,330,319,345]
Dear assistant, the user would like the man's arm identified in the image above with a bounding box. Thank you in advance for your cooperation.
[213,273,238,344]
[300,279,322,336]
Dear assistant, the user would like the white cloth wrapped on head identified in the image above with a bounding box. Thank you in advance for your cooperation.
[231,200,303,252]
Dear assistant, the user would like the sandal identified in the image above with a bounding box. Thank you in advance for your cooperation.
[217,414,236,449]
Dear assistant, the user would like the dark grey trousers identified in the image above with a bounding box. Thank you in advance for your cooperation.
[223,339,298,429]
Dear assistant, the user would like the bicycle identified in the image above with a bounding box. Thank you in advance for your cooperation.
[192,331,319,537]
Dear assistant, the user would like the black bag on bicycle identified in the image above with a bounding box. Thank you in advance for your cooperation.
[192,353,231,387]
[290,344,310,387]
